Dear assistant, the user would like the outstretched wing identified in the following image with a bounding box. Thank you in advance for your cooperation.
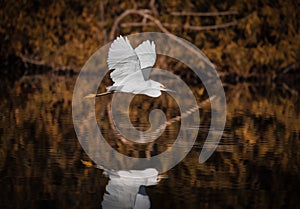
[134,40,156,80]
[107,36,140,85]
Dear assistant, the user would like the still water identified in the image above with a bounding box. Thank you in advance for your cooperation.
[0,73,299,209]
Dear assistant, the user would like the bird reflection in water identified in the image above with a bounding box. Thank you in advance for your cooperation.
[101,168,163,209]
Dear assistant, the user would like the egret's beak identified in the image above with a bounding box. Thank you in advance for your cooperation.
[164,88,176,92]
[160,85,175,93]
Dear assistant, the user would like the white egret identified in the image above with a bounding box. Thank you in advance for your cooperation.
[85,35,172,98]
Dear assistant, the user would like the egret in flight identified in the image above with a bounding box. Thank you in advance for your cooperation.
[85,36,172,98]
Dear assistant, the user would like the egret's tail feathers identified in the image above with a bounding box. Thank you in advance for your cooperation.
[84,92,112,98]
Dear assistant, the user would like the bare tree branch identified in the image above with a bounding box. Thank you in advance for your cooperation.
[17,53,46,66]
[109,9,168,40]
[120,21,237,31]
[184,21,237,30]
[120,13,252,31]
[149,11,212,66]
[17,53,80,71]
[149,0,159,16]
[141,12,170,33]
[109,9,252,69]
[171,11,238,16]
[99,0,107,43]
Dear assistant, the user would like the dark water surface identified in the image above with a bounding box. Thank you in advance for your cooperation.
[0,73,300,209]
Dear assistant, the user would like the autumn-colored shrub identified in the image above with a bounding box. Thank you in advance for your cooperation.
[0,0,299,77]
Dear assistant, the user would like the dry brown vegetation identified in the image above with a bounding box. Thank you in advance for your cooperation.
[0,0,299,78]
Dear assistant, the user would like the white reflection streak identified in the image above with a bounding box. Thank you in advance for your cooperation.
[107,95,215,144]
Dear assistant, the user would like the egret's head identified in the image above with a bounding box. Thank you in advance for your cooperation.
[152,81,174,93]
[148,80,163,89]
[140,80,174,97]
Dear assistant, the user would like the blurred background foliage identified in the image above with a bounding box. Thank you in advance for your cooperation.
[0,0,299,78]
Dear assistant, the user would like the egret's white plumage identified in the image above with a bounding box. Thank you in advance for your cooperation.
[89,35,171,98]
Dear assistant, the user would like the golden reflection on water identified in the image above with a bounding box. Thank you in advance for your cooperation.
[0,74,300,209]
